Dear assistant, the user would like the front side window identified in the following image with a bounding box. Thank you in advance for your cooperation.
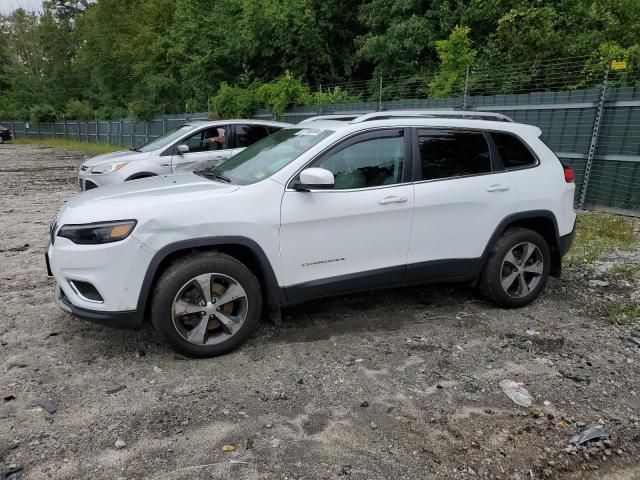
[201,128,334,185]
[138,125,194,153]
[418,129,491,181]
[491,132,536,168]
[182,127,227,153]
[235,124,270,148]
[316,133,405,189]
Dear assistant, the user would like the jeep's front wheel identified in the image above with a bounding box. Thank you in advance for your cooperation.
[151,252,262,357]
[480,227,550,308]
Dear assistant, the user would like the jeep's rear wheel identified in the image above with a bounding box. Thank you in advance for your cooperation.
[480,227,551,308]
[151,252,262,357]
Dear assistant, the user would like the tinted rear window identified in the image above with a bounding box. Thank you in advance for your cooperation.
[418,129,491,180]
[492,132,536,168]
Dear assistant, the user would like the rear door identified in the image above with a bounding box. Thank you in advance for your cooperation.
[406,128,518,281]
[228,124,272,157]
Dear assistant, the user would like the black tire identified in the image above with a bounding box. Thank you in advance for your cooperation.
[0,137,4,144]
[479,227,551,308]
[151,251,262,357]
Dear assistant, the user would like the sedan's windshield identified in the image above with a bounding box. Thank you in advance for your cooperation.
[137,125,195,152]
[198,128,334,185]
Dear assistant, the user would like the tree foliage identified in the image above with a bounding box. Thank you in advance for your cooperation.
[0,0,638,120]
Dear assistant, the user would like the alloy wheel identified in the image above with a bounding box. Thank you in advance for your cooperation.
[500,242,544,298]
[172,273,249,346]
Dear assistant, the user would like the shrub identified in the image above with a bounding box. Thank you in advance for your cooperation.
[29,104,57,124]
[255,72,311,118]
[64,100,95,120]
[208,82,257,118]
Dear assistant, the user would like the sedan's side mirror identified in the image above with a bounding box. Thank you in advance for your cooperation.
[177,144,189,154]
[294,168,335,190]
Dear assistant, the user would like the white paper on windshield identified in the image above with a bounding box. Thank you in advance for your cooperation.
[294,128,323,136]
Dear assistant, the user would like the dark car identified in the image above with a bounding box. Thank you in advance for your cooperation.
[0,125,12,144]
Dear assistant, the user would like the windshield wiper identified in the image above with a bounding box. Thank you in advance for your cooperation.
[213,173,231,183]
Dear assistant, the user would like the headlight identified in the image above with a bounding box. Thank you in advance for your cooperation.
[57,220,137,244]
[91,162,128,174]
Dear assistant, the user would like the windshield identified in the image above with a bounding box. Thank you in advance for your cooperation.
[199,128,334,185]
[137,125,194,152]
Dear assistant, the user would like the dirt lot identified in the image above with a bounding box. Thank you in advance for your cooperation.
[1,143,639,480]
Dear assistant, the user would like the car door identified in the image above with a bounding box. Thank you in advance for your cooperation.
[406,128,518,282]
[280,128,415,301]
[171,126,230,172]
[228,124,272,157]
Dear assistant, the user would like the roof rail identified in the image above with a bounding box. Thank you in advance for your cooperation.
[350,110,514,123]
[299,113,370,123]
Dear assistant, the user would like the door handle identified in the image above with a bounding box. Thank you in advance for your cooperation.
[378,195,408,205]
[485,184,510,192]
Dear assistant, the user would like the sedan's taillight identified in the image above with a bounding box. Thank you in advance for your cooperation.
[563,165,574,183]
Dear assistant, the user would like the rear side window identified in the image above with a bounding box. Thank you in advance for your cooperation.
[491,132,536,168]
[418,129,491,181]
[235,124,270,148]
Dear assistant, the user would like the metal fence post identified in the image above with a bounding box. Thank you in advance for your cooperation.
[578,68,609,209]
[130,120,134,147]
[145,121,149,144]
[378,76,383,111]
[63,117,68,140]
[462,66,470,110]
[11,120,15,139]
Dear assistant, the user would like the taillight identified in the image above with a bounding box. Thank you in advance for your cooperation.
[563,165,574,183]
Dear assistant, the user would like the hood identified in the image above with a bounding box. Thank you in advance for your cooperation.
[58,172,239,224]
[81,150,152,168]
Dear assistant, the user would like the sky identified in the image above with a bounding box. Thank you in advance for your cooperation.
[0,0,43,14]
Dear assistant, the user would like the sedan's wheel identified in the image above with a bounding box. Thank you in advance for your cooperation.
[480,227,550,308]
[151,252,262,357]
[0,137,4,144]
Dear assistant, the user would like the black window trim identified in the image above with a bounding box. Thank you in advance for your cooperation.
[412,126,497,184]
[285,127,413,191]
[487,130,541,172]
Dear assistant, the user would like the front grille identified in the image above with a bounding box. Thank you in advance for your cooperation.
[84,180,98,190]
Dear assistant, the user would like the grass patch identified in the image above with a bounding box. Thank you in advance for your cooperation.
[608,301,640,325]
[11,138,122,156]
[606,264,640,281]
[565,211,637,266]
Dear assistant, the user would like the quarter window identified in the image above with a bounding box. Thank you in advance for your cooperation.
[235,125,270,148]
[418,129,491,180]
[317,133,405,189]
[491,132,536,168]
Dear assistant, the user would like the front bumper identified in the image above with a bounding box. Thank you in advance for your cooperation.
[48,234,155,329]
[55,285,143,329]
[78,169,126,190]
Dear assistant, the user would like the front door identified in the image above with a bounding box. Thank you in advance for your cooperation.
[280,128,415,301]
[172,126,232,172]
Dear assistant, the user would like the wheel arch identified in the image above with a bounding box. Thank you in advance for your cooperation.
[125,172,158,181]
[481,210,562,277]
[137,237,284,322]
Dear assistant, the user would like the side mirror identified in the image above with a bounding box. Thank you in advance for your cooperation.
[176,144,189,154]
[294,168,335,190]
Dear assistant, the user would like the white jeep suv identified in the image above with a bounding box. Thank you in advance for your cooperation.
[47,111,576,357]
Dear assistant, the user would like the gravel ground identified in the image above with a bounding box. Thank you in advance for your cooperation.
[1,143,639,480]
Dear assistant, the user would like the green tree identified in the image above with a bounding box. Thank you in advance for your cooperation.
[429,25,476,98]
